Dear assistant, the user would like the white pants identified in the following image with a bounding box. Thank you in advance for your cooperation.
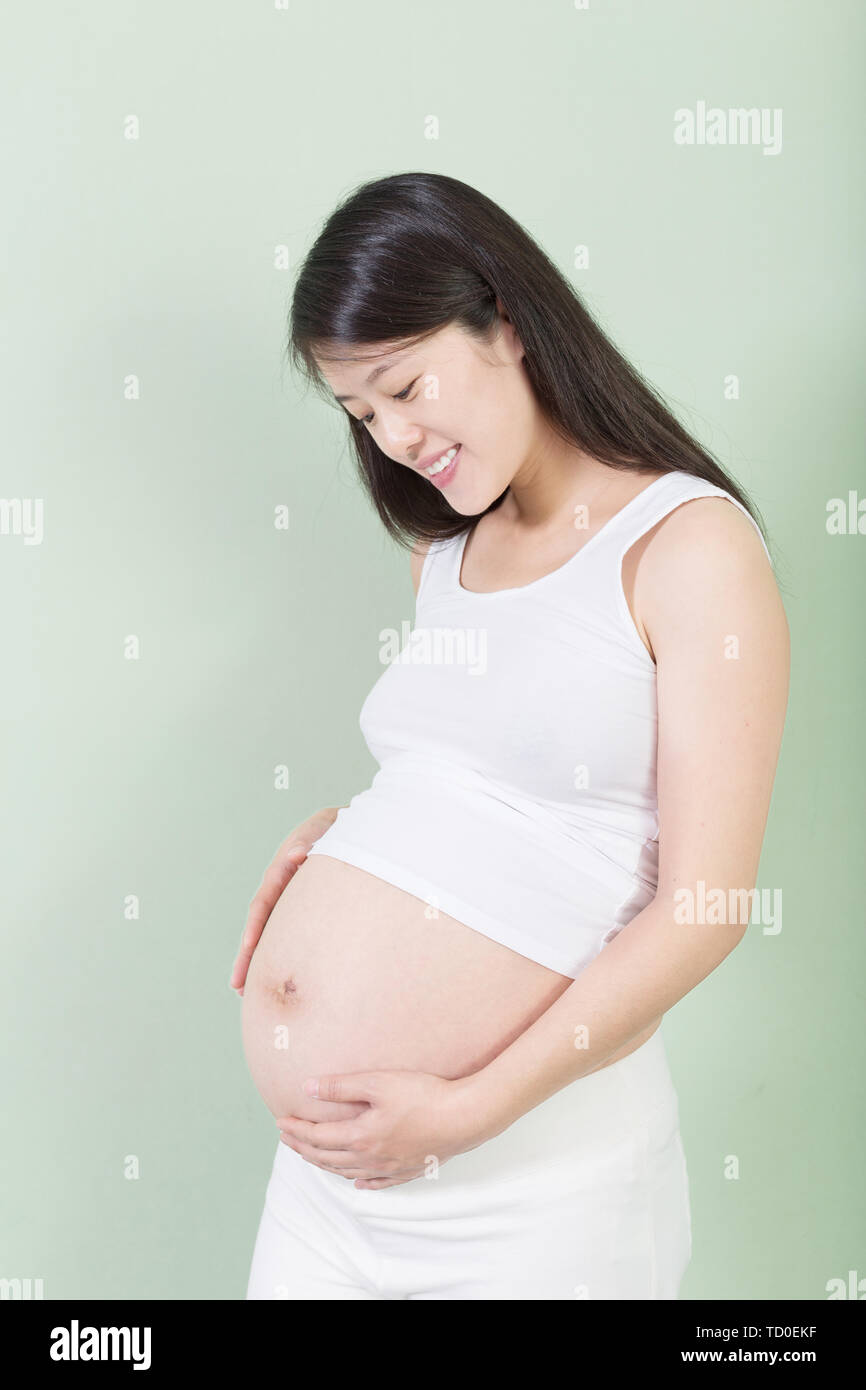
[245,1029,692,1300]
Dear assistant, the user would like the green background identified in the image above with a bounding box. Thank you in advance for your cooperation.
[1,0,862,1300]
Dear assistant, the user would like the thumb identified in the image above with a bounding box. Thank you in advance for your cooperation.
[303,1072,382,1104]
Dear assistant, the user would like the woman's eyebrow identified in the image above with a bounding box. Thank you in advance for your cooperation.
[333,351,413,403]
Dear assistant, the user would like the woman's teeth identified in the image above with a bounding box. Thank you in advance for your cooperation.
[425,445,459,476]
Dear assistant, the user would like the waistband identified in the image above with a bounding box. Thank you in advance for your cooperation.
[269,1028,681,1217]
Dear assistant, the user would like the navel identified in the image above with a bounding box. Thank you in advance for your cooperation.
[272,976,299,1004]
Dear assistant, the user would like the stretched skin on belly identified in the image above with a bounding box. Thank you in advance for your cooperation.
[240,853,574,1125]
[240,853,660,1129]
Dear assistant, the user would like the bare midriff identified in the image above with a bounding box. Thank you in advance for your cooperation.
[241,853,659,1127]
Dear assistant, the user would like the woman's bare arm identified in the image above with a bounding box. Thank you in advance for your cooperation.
[451,497,790,1133]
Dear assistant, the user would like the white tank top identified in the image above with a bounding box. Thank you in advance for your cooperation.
[307,470,772,977]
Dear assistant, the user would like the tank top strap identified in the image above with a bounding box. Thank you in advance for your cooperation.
[591,470,772,570]
[414,534,462,608]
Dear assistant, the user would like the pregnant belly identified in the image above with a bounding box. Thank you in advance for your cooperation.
[240,853,573,1125]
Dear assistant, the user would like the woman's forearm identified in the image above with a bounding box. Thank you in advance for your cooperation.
[454,895,749,1142]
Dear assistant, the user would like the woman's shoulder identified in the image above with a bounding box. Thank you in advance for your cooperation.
[641,488,772,569]
[634,491,787,660]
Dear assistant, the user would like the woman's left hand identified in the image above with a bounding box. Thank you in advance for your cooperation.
[275,1070,491,1189]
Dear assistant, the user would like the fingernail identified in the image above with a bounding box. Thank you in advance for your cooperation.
[303,1078,318,1098]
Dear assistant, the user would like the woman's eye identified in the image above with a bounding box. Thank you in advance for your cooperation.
[361,379,416,426]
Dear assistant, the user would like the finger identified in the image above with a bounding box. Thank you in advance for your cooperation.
[354,1174,420,1189]
[230,845,307,988]
[319,1165,381,1181]
[230,894,281,987]
[277,1117,368,1150]
[280,1136,367,1170]
[280,1136,379,1182]
[303,1072,383,1106]
[248,843,308,932]
[249,845,307,935]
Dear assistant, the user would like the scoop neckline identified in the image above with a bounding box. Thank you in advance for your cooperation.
[454,471,675,598]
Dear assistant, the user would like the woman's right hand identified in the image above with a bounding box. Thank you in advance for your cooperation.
[229,806,342,996]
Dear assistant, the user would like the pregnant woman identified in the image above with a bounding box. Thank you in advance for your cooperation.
[233,172,790,1300]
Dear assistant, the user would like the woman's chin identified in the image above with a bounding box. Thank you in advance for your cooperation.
[445,481,505,515]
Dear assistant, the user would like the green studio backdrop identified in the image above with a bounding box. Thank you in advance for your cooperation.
[1,0,863,1300]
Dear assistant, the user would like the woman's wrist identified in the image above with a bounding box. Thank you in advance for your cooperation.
[447,1068,524,1149]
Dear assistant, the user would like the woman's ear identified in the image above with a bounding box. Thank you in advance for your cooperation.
[495,295,525,363]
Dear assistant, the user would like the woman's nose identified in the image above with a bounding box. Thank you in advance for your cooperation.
[381,414,423,455]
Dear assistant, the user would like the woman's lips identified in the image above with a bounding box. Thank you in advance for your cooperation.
[425,443,461,489]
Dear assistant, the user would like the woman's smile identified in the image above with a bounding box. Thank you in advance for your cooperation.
[421,442,461,487]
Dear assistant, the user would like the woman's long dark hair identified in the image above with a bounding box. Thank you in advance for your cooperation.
[288,171,772,558]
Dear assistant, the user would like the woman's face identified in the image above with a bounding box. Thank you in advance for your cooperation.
[314,313,546,516]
